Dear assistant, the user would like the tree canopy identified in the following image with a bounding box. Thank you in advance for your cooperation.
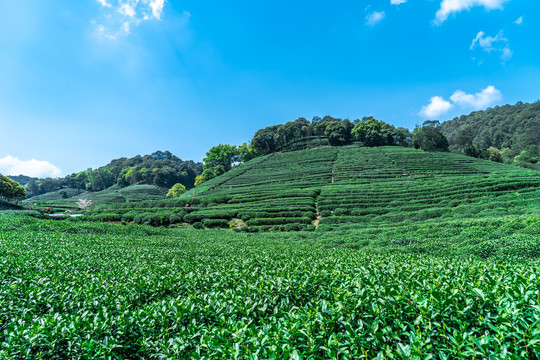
[167,183,186,198]
[24,151,202,198]
[351,117,396,146]
[412,125,449,152]
[0,175,26,202]
[203,144,241,172]
[439,101,540,161]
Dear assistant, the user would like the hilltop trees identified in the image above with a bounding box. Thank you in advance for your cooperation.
[325,119,353,146]
[412,122,449,151]
[351,117,396,146]
[394,127,412,147]
[0,175,26,202]
[251,125,280,155]
[203,144,240,172]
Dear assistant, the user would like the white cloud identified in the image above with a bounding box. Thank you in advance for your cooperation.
[94,0,167,39]
[119,3,136,17]
[470,30,512,62]
[450,85,502,108]
[0,156,62,178]
[97,0,112,8]
[391,0,407,4]
[420,85,503,118]
[150,0,165,20]
[366,11,386,26]
[514,16,523,25]
[435,0,508,24]
[420,96,454,118]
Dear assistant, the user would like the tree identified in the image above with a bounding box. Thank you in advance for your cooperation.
[167,183,186,198]
[194,169,217,186]
[0,175,26,202]
[203,144,240,172]
[274,118,310,150]
[394,127,412,147]
[324,121,351,146]
[486,147,503,163]
[351,118,396,146]
[238,143,258,162]
[251,125,280,155]
[513,150,539,169]
[464,144,484,159]
[412,126,449,151]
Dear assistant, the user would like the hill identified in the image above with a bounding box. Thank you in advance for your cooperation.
[86,145,539,258]
[6,175,37,186]
[439,101,540,165]
[22,151,202,205]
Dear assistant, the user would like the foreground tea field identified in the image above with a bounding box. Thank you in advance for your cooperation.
[1,215,540,359]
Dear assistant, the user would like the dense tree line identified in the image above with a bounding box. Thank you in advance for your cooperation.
[250,116,417,156]
[439,101,540,169]
[24,151,203,198]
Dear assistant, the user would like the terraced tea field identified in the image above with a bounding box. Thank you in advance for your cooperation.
[1,215,539,359]
[85,147,538,234]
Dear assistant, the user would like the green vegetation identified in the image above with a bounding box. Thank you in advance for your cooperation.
[0,174,26,202]
[439,101,540,169]
[412,122,449,151]
[250,116,409,155]
[2,142,540,358]
[0,214,539,358]
[167,183,186,198]
[24,151,202,199]
[87,146,536,235]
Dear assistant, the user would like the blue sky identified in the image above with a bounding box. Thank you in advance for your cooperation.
[0,0,538,177]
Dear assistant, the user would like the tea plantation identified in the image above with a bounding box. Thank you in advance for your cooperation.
[1,215,540,359]
[85,146,538,235]
[2,146,540,358]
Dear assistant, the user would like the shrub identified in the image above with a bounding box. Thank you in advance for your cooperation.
[202,219,229,228]
[320,210,332,217]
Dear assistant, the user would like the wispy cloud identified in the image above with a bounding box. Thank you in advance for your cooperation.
[435,0,508,25]
[470,30,512,62]
[391,0,407,4]
[366,11,386,26]
[97,0,112,8]
[0,156,62,178]
[420,85,502,118]
[514,16,523,25]
[94,0,167,39]
[149,0,165,20]
[420,96,454,118]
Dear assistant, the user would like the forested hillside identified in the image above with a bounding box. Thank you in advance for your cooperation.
[24,151,202,198]
[439,101,540,168]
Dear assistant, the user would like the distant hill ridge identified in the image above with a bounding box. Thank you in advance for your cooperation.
[439,101,540,161]
[21,150,202,200]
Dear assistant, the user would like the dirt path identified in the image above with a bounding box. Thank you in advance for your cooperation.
[312,192,322,229]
